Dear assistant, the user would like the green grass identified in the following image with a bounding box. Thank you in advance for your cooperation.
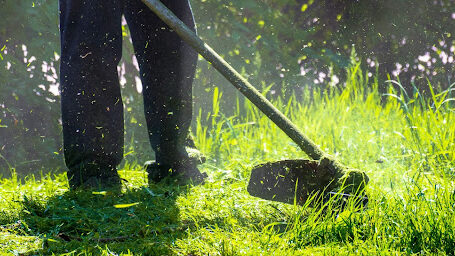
[1,64,455,255]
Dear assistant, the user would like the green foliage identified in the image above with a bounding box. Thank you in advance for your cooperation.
[1,62,454,254]
[1,0,454,179]
[193,0,455,92]
[0,0,62,174]
[0,0,154,174]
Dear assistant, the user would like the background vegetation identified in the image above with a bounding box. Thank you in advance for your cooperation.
[1,0,454,175]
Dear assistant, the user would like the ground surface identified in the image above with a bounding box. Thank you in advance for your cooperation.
[1,71,455,255]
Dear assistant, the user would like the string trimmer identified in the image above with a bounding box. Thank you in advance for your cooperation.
[141,0,369,205]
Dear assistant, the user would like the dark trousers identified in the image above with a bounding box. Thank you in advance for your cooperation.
[59,0,197,177]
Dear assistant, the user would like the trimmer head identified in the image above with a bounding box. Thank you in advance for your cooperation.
[247,159,368,206]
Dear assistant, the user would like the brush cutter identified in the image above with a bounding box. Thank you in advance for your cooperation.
[141,0,369,206]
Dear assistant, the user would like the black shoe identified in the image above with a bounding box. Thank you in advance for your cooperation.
[172,164,208,185]
[145,160,207,185]
[144,161,173,183]
[67,168,122,191]
[146,135,207,184]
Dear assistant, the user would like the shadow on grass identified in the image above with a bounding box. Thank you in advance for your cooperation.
[20,182,193,255]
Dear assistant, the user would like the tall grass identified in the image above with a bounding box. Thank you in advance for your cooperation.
[192,62,455,253]
[1,62,455,255]
[196,62,454,188]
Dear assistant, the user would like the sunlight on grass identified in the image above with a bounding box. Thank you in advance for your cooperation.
[1,63,455,255]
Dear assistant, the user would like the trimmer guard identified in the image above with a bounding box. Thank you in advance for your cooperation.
[247,159,368,206]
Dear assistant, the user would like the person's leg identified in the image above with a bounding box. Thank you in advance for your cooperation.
[124,0,206,183]
[124,1,199,167]
[59,0,124,188]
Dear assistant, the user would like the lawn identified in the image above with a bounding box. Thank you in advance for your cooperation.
[1,65,455,255]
